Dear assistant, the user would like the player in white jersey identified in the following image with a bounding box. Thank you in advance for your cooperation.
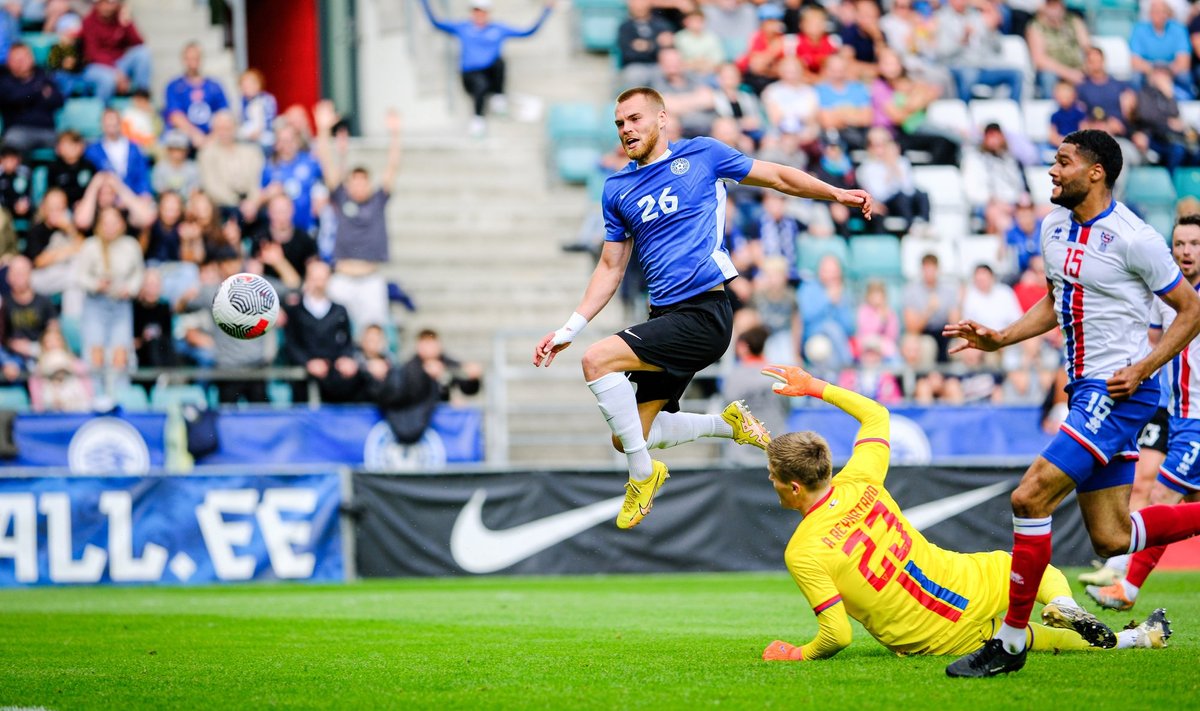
[533,87,873,530]
[1087,214,1200,611]
[942,130,1200,678]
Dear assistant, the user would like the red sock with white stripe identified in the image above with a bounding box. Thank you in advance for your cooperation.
[1129,503,1200,551]
[998,516,1053,654]
[1121,545,1166,600]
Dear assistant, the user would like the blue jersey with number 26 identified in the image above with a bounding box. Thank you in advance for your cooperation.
[602,137,754,307]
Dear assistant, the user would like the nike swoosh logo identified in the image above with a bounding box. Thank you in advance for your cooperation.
[620,189,633,199]
[623,329,642,340]
[450,489,624,574]
[903,480,1013,531]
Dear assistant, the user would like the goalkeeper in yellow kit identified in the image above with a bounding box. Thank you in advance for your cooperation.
[759,365,1172,663]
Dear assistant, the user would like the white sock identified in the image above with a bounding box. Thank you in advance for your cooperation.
[1049,596,1082,612]
[1121,579,1140,600]
[1105,554,1130,573]
[1116,628,1138,649]
[996,622,1027,654]
[646,412,732,449]
[588,373,653,479]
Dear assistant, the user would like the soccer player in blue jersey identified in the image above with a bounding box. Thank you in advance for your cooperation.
[533,87,873,530]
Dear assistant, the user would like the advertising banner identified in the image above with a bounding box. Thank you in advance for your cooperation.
[0,473,344,587]
[352,466,1095,577]
[7,406,484,472]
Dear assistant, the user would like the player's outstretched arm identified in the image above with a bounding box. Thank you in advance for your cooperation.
[762,608,853,661]
[762,364,888,440]
[533,240,632,367]
[943,290,1057,354]
[1110,278,1200,398]
[739,159,873,220]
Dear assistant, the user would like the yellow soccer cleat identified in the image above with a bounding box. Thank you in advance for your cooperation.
[722,400,772,450]
[616,460,670,529]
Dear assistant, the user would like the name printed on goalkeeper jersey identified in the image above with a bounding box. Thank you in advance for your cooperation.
[819,485,880,549]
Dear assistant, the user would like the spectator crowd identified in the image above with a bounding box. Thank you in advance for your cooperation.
[584,0,1200,407]
[0,0,479,419]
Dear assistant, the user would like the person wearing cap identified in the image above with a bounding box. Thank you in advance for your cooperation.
[151,131,200,196]
[419,0,554,137]
[0,42,64,153]
[47,13,86,99]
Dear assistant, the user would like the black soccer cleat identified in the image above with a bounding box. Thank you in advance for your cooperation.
[946,639,1028,678]
[1041,602,1118,649]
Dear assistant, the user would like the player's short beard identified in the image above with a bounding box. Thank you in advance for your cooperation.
[627,123,661,162]
[1050,177,1088,210]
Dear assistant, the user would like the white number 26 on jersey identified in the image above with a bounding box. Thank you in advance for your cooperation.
[637,187,678,223]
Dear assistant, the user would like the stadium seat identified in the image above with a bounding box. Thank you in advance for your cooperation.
[21,32,56,66]
[56,97,104,140]
[1021,99,1055,145]
[998,36,1034,99]
[1091,15,1135,41]
[957,234,1006,278]
[556,144,602,184]
[1144,206,1176,243]
[0,386,30,412]
[929,209,970,242]
[114,383,149,411]
[59,316,82,355]
[267,381,293,408]
[1025,166,1054,206]
[968,98,1023,137]
[150,384,209,410]
[1092,35,1133,80]
[900,233,960,281]
[1174,168,1200,201]
[1123,166,1177,209]
[546,102,604,144]
[847,235,903,282]
[31,165,47,206]
[924,99,972,140]
[579,12,623,54]
[797,236,848,277]
[912,165,967,212]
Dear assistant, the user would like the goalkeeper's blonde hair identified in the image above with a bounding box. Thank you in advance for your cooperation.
[767,432,833,491]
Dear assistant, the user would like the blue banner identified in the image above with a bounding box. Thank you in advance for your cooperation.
[9,405,484,472]
[786,406,1053,463]
[0,474,343,587]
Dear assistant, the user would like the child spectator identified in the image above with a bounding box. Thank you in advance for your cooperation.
[252,123,323,233]
[121,89,161,151]
[0,144,33,223]
[2,255,57,367]
[1048,80,1086,146]
[76,206,143,374]
[674,10,725,75]
[47,12,84,97]
[24,188,83,310]
[838,337,903,404]
[46,130,94,207]
[132,268,175,368]
[736,4,787,94]
[795,7,837,78]
[29,328,91,412]
[711,64,763,143]
[151,131,200,196]
[236,68,277,153]
[855,280,899,362]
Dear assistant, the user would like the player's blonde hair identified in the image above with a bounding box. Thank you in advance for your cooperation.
[767,432,833,490]
[616,87,666,112]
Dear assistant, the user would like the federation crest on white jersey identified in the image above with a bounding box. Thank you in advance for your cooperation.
[212,273,279,340]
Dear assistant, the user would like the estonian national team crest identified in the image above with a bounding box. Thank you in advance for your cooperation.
[670,158,690,175]
[1100,231,1116,252]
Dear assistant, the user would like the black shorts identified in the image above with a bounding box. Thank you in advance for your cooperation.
[1137,407,1171,455]
[615,289,733,411]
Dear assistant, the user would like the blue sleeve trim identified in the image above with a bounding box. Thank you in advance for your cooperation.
[1155,271,1184,297]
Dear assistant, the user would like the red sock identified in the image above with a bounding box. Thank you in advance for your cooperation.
[1135,503,1200,549]
[1004,528,1053,629]
[1125,545,1166,588]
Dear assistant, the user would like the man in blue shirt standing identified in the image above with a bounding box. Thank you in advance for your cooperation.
[534,87,873,529]
[163,42,229,149]
[420,0,554,137]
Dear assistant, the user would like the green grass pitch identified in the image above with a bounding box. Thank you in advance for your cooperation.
[2,571,1199,709]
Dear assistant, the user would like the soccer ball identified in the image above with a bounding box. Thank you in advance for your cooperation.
[212,273,279,340]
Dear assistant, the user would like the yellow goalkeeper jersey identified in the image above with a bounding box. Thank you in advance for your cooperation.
[787,385,1012,659]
